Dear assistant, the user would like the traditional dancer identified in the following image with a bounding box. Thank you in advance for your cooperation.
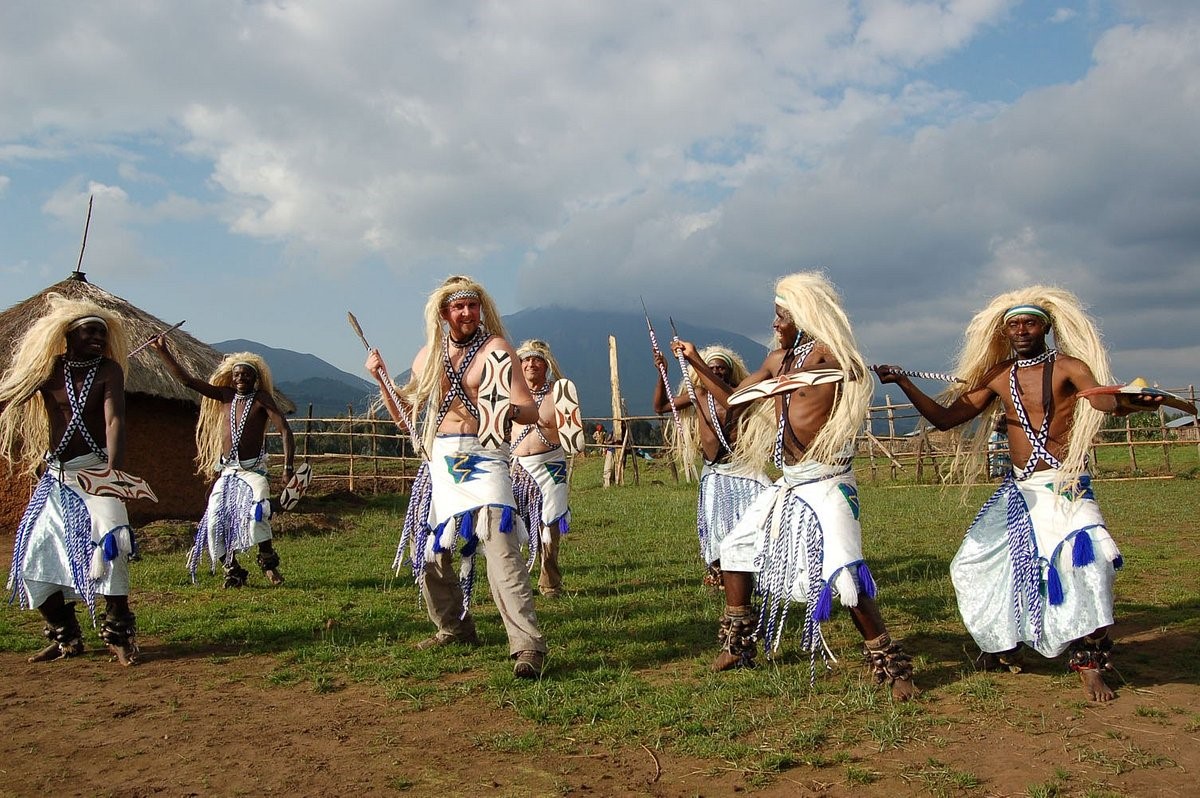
[151,341,294,588]
[509,339,571,598]
[365,275,548,678]
[653,343,771,588]
[1,294,141,665]
[714,272,917,700]
[875,287,1155,702]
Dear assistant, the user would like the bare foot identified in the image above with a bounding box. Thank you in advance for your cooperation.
[1079,669,1115,702]
[264,568,285,586]
[891,677,918,702]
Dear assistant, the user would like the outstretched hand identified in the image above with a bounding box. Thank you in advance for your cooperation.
[872,364,905,384]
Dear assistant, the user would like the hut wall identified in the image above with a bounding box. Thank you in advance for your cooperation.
[0,474,36,543]
[123,395,209,524]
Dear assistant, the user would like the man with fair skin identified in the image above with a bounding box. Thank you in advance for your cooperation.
[875,287,1154,702]
[653,344,769,588]
[152,342,295,588]
[1,295,140,665]
[366,275,548,678]
[712,272,917,700]
[510,340,571,598]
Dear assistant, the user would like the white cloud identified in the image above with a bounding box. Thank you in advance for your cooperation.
[1049,8,1077,24]
[1,2,1198,385]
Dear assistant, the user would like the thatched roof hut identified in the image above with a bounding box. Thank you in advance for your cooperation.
[0,272,295,533]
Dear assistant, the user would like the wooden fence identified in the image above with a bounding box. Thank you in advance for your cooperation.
[265,389,1199,491]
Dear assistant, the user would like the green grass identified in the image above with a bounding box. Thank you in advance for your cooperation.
[3,455,1196,790]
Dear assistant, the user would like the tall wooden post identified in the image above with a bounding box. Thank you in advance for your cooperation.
[609,335,625,485]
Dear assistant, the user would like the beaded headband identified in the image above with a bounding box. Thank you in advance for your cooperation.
[516,347,546,361]
[442,289,480,306]
[232,361,259,375]
[706,352,734,369]
[1003,304,1052,324]
[68,315,108,331]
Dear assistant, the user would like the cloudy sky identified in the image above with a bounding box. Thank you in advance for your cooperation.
[2,1,1197,391]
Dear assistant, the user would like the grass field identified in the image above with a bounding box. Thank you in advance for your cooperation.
[2,456,1197,794]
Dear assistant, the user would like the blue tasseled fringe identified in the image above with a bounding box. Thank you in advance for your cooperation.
[500,505,513,533]
[1114,554,1124,570]
[1047,563,1064,606]
[856,561,877,598]
[1071,529,1095,568]
[814,580,834,622]
[431,520,450,554]
[558,515,570,534]
[101,530,119,560]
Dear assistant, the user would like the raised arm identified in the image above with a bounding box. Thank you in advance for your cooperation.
[1059,357,1165,416]
[874,365,996,431]
[652,350,691,413]
[669,340,735,406]
[150,337,226,402]
[365,347,416,425]
[495,339,540,426]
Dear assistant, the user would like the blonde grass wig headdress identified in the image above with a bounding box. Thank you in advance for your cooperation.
[515,339,565,386]
[942,285,1113,490]
[0,293,128,475]
[194,351,276,476]
[409,275,511,452]
[769,271,871,465]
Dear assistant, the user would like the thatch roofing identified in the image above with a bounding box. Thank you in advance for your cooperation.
[0,272,295,413]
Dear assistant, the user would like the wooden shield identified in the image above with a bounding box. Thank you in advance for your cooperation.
[552,378,585,455]
[477,350,513,449]
[727,369,845,406]
[279,462,313,511]
[77,466,159,502]
[1077,383,1197,415]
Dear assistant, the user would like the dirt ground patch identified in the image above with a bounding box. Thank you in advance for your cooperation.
[1,629,1197,798]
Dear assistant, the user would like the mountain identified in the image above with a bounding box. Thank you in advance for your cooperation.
[213,339,376,417]
[502,306,769,419]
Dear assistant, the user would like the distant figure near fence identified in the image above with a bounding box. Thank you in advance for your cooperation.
[593,424,615,487]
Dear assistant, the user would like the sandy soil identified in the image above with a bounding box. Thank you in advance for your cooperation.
[1,624,1196,798]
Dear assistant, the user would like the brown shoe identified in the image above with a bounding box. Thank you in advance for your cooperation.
[415,631,479,651]
[512,650,545,679]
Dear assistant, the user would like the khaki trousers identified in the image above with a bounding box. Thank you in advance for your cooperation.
[421,506,547,655]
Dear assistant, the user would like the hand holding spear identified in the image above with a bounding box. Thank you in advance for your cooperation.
[642,299,694,478]
[348,312,425,459]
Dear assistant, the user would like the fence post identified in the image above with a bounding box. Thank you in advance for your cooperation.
[885,395,897,479]
[347,404,355,493]
[1125,415,1137,473]
[371,417,379,494]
